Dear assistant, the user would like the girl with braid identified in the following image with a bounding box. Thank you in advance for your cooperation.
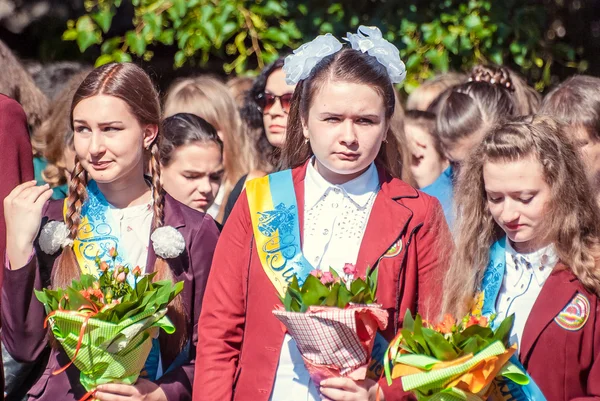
[2,63,220,401]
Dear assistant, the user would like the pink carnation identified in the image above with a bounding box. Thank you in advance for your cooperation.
[343,263,357,276]
[320,271,335,285]
[310,270,321,278]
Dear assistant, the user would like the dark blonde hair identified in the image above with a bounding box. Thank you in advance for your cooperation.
[539,75,600,139]
[406,72,466,111]
[280,48,404,179]
[442,115,600,318]
[57,62,186,358]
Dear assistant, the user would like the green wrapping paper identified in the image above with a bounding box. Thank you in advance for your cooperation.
[47,307,174,391]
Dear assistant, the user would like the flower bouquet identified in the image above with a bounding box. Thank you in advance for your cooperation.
[384,294,531,400]
[34,248,183,397]
[272,264,388,385]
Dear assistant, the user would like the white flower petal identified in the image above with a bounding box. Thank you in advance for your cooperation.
[151,226,185,259]
[39,221,71,255]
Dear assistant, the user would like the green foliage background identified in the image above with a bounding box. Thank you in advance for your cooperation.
[63,0,587,92]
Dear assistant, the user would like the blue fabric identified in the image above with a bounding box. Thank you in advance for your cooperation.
[33,156,68,200]
[422,166,454,229]
[480,237,547,400]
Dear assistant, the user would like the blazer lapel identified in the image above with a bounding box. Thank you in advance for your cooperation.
[355,171,416,278]
[519,267,577,364]
[144,194,186,273]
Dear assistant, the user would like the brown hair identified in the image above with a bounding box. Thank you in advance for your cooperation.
[406,72,466,111]
[164,76,254,220]
[405,109,443,157]
[434,81,516,152]
[57,63,186,359]
[442,115,600,318]
[37,70,90,188]
[539,75,600,140]
[280,48,404,179]
[227,76,254,108]
[390,91,416,186]
[0,39,49,144]
[470,65,541,115]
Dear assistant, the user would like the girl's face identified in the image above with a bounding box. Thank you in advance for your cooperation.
[161,142,224,213]
[303,80,387,184]
[262,68,296,148]
[72,95,157,186]
[483,155,552,252]
[406,122,447,188]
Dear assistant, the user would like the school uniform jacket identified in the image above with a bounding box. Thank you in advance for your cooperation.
[517,267,600,400]
[1,194,220,401]
[193,161,451,401]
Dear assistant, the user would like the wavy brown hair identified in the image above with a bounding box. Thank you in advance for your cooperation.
[280,48,404,179]
[54,63,187,360]
[470,65,541,116]
[442,115,600,318]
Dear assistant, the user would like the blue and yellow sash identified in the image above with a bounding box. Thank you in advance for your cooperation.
[481,237,547,400]
[63,180,137,287]
[246,170,314,298]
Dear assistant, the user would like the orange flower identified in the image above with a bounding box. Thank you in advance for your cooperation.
[99,261,109,272]
[435,314,456,334]
[465,315,489,328]
[109,247,118,258]
[132,266,142,277]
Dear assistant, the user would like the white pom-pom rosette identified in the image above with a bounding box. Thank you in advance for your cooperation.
[151,226,185,259]
[39,221,73,255]
[344,26,406,84]
[283,33,343,85]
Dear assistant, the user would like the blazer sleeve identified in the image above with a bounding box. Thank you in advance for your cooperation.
[1,201,57,363]
[157,214,220,401]
[571,299,600,400]
[379,196,451,401]
[0,96,34,286]
[193,191,252,401]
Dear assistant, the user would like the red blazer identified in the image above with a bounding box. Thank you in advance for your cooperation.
[0,94,34,285]
[193,161,451,401]
[520,268,600,400]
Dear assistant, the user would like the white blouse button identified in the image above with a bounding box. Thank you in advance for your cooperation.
[322,229,329,236]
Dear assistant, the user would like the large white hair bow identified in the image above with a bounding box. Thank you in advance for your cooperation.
[283,33,343,85]
[344,26,406,83]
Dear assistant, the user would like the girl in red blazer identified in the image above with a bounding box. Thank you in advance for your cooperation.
[443,115,600,400]
[2,63,219,401]
[194,28,451,401]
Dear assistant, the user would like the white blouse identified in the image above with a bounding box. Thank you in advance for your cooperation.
[495,240,558,351]
[107,200,153,272]
[269,160,379,401]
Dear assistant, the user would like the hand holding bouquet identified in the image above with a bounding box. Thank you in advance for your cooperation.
[35,248,183,398]
[384,294,531,400]
[272,264,388,385]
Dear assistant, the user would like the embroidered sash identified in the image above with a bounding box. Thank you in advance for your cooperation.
[481,237,547,400]
[246,170,314,298]
[63,180,138,288]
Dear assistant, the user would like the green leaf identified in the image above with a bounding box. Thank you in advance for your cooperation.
[158,29,174,45]
[324,283,340,307]
[403,309,415,331]
[62,28,78,41]
[112,50,132,63]
[101,37,122,54]
[422,328,458,361]
[77,31,101,52]
[173,0,187,17]
[413,314,431,355]
[492,314,515,345]
[92,9,115,34]
[337,284,353,308]
[125,31,146,56]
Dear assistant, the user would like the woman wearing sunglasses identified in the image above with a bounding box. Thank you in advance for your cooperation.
[222,57,296,224]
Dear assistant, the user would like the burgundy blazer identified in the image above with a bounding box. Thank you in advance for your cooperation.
[0,94,34,287]
[193,161,451,401]
[520,268,600,400]
[1,194,219,401]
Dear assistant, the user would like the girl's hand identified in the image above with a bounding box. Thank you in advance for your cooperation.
[94,379,167,401]
[4,181,53,269]
[319,377,384,401]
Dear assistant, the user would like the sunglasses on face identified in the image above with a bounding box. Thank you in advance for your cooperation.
[255,92,293,114]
